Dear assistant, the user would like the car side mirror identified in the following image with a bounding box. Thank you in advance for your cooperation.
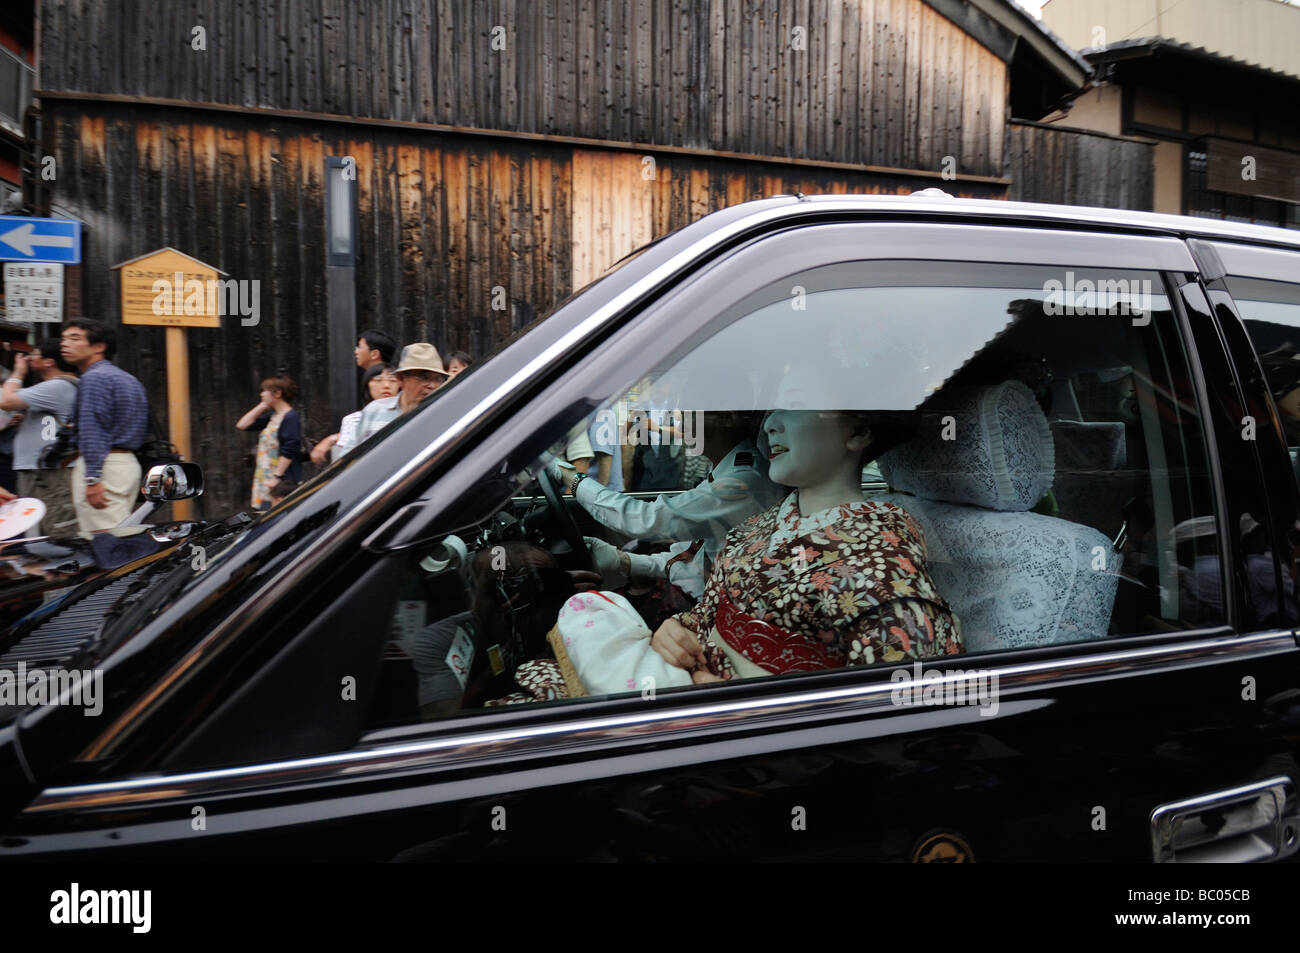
[143,462,205,502]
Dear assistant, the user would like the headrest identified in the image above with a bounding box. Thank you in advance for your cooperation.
[878,380,1054,512]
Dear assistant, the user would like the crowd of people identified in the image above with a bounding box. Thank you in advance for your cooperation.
[238,329,476,511]
[0,323,479,536]
[0,319,149,537]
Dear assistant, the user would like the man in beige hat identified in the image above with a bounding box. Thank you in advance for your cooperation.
[355,342,450,444]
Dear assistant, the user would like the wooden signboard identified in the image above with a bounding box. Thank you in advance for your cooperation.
[113,248,228,519]
[116,247,226,328]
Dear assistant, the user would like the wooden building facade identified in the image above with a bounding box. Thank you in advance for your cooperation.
[30,0,1147,517]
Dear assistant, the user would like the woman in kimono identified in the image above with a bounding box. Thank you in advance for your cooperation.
[524,404,961,702]
[648,406,963,682]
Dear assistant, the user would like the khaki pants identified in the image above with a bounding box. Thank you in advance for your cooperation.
[16,468,79,537]
[72,453,142,537]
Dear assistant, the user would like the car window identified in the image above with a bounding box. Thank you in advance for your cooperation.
[1227,275,1300,472]
[360,257,1224,732]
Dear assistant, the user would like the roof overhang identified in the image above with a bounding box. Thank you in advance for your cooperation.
[920,0,1091,88]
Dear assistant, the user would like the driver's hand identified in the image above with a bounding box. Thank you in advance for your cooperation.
[565,569,601,592]
[542,453,575,490]
[651,617,706,670]
[584,536,629,588]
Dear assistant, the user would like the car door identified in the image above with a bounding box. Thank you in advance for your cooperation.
[8,214,1300,862]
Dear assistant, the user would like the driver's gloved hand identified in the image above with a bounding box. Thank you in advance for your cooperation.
[585,536,661,589]
[541,452,576,489]
[585,536,629,587]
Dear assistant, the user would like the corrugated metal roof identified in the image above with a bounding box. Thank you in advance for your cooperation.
[1083,36,1300,85]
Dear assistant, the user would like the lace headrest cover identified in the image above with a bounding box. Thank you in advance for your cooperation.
[878,380,1055,512]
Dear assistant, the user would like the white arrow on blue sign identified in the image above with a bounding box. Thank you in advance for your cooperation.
[0,216,82,264]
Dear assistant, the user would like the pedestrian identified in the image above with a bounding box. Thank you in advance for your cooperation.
[355,343,449,443]
[236,375,303,511]
[0,346,18,493]
[310,362,400,463]
[60,319,149,536]
[355,329,396,371]
[445,350,473,376]
[0,339,80,536]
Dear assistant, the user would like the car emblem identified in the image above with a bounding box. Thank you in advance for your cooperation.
[911,830,974,863]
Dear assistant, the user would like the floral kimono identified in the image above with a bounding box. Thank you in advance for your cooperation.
[492,492,962,704]
[675,492,964,678]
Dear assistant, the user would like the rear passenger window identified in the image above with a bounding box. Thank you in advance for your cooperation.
[1227,276,1300,473]
[361,258,1227,732]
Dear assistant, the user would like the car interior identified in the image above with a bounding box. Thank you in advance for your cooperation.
[361,266,1227,734]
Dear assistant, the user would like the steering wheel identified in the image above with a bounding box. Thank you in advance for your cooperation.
[536,469,594,571]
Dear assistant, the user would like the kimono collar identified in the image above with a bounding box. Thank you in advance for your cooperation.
[775,491,873,535]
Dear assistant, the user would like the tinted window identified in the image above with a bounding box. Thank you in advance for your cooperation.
[357,258,1223,733]
[1228,275,1300,466]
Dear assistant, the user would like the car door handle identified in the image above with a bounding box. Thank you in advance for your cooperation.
[1151,776,1299,862]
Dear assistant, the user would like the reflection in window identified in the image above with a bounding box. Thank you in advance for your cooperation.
[361,261,1223,734]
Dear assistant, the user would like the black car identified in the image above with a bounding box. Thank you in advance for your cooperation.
[3,193,1300,862]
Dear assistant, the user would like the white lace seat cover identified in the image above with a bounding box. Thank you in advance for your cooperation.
[877,381,1119,652]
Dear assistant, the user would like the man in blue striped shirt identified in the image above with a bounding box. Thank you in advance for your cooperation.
[61,320,149,536]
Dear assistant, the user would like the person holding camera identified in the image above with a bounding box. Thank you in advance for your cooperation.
[0,340,79,535]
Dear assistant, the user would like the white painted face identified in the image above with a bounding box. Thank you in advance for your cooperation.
[763,408,860,487]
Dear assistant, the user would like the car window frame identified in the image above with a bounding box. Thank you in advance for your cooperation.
[49,218,1276,789]
[316,223,1238,732]
[1201,240,1300,627]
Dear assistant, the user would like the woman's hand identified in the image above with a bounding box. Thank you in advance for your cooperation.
[650,617,706,670]
[310,433,338,464]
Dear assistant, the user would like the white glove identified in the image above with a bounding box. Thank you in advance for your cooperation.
[585,537,665,588]
[585,536,629,588]
[541,452,575,489]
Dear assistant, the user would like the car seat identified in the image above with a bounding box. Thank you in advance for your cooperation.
[876,380,1119,652]
[1049,418,1143,541]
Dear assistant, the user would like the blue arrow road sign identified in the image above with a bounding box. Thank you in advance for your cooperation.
[0,216,82,265]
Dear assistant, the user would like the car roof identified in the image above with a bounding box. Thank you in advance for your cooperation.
[677,192,1300,254]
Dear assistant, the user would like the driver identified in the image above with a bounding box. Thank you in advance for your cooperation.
[544,409,785,607]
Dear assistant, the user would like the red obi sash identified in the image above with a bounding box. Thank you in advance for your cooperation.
[714,593,846,674]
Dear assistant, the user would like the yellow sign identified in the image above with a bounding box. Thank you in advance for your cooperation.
[115,248,226,328]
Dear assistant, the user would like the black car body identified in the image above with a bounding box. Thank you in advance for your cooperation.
[3,194,1300,861]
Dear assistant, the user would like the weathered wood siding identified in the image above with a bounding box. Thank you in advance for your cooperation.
[50,105,574,518]
[1005,120,1155,211]
[48,98,1003,517]
[568,146,1002,287]
[41,0,1008,176]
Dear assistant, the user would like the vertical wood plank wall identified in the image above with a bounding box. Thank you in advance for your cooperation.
[40,0,1007,177]
[29,1,1154,518]
[1005,121,1155,211]
[49,103,1013,517]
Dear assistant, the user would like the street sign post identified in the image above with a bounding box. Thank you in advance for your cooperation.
[0,216,82,265]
